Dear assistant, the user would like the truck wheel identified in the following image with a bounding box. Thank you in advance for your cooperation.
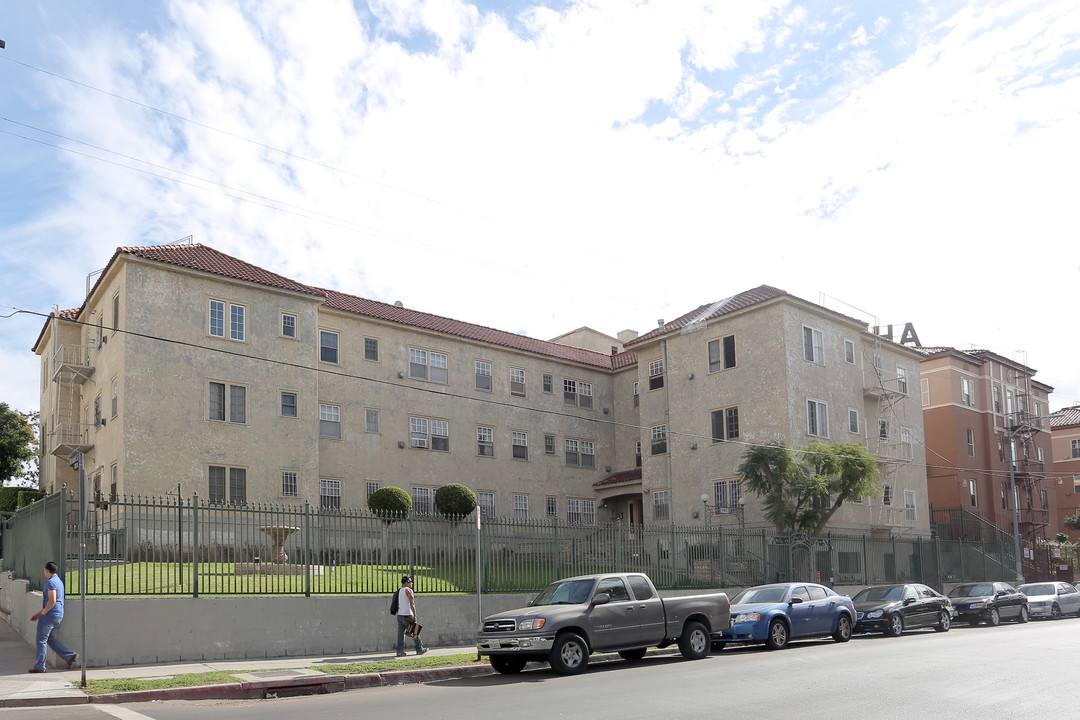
[765,619,789,650]
[618,648,647,663]
[549,633,589,675]
[833,614,852,643]
[884,613,903,637]
[678,621,710,660]
[490,656,527,674]
[934,610,951,632]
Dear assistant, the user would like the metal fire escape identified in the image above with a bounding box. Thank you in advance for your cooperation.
[863,340,916,529]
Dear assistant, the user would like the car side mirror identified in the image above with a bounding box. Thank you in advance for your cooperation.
[789,597,803,605]
[592,593,611,606]
[903,598,915,605]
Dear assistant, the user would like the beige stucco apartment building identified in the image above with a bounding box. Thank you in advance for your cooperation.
[33,243,928,536]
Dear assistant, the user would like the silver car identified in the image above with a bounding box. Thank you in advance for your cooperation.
[1017,582,1080,619]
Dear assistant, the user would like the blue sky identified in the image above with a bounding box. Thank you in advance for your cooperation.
[2,0,1079,418]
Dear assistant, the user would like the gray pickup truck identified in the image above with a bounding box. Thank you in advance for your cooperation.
[476,572,730,675]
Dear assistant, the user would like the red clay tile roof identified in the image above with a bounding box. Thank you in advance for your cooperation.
[120,244,323,297]
[317,288,616,369]
[611,350,638,370]
[593,467,642,488]
[1050,405,1080,428]
[624,285,788,347]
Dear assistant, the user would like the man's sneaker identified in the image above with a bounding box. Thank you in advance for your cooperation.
[396,651,407,657]
[416,648,428,655]
[67,654,79,670]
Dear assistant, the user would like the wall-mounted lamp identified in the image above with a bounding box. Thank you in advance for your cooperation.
[687,372,694,380]
[604,465,611,473]
[101,335,108,344]
[397,441,406,449]
[398,371,406,379]
[689,441,698,450]
[602,407,610,415]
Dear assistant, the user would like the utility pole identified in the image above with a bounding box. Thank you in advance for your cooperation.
[69,452,87,688]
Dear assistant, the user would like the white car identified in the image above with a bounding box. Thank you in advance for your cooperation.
[1017,582,1080,619]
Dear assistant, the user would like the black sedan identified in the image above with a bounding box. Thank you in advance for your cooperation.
[853,584,952,636]
[947,582,1028,625]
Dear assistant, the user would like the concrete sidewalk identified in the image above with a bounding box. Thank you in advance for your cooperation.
[0,618,489,708]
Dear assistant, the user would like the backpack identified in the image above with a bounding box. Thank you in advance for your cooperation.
[389,589,399,615]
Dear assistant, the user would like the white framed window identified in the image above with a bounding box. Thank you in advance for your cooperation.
[807,399,828,437]
[364,337,379,361]
[802,326,824,364]
[651,424,668,455]
[904,489,917,522]
[993,385,1002,413]
[568,498,582,524]
[633,381,639,408]
[711,406,740,442]
[230,303,246,341]
[583,499,596,526]
[210,382,246,423]
[282,470,298,497]
[281,313,296,339]
[648,359,665,390]
[209,300,225,337]
[411,417,429,448]
[112,293,120,331]
[411,486,433,515]
[843,339,856,365]
[966,429,975,457]
[653,490,670,521]
[635,440,642,467]
[512,431,528,460]
[878,418,889,440]
[580,440,595,468]
[900,427,913,460]
[896,366,908,395]
[713,479,742,510]
[513,494,529,521]
[873,352,883,370]
[409,348,448,383]
[319,403,341,439]
[563,378,577,406]
[478,491,496,518]
[921,378,930,406]
[432,419,449,451]
[1071,439,1080,459]
[848,408,859,434]
[476,360,492,391]
[564,438,595,468]
[510,368,526,397]
[708,335,736,373]
[1001,482,1009,509]
[882,483,892,506]
[542,373,553,393]
[365,408,379,433]
[565,439,579,466]
[544,434,555,454]
[1073,474,1080,494]
[111,377,119,418]
[961,377,973,406]
[579,381,593,409]
[546,495,558,517]
[969,480,977,507]
[320,330,339,364]
[366,480,379,501]
[478,426,494,456]
[281,391,298,418]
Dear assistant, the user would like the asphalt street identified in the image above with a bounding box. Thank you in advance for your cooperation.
[4,618,1075,720]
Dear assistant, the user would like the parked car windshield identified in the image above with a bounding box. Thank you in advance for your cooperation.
[531,579,595,605]
[853,586,903,603]
[1019,584,1055,596]
[948,584,994,598]
[731,587,787,604]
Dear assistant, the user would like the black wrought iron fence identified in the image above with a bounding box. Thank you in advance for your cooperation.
[1,491,1020,597]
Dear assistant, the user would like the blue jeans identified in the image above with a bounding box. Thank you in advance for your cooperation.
[35,614,76,670]
[396,614,424,654]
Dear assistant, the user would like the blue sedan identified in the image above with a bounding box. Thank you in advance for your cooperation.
[716,582,856,650]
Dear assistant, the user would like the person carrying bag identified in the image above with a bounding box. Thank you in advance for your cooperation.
[392,575,427,657]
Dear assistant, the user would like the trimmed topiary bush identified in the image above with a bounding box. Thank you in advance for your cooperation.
[435,483,478,518]
[367,486,412,518]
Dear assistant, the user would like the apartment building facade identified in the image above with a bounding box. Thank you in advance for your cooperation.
[1051,406,1080,541]
[917,347,1057,550]
[33,243,928,537]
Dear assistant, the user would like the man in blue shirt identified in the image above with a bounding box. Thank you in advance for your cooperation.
[29,562,77,673]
